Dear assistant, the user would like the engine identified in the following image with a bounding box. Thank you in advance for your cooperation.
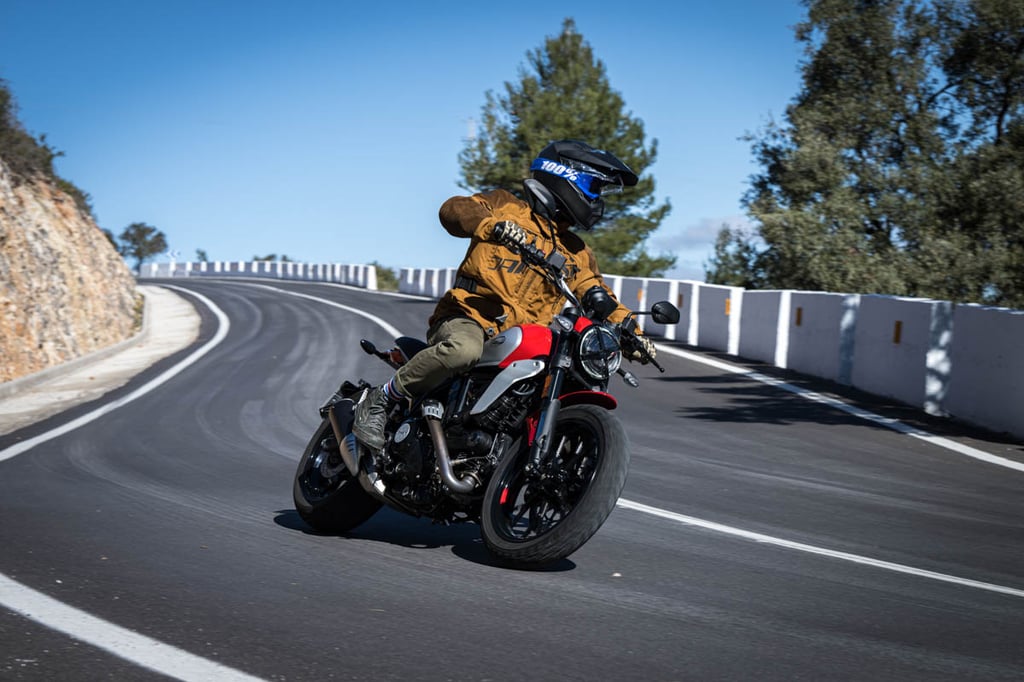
[376,373,538,517]
[376,417,431,506]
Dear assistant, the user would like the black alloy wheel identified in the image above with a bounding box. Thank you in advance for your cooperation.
[481,404,629,566]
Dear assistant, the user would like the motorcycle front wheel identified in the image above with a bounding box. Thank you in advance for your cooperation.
[292,418,382,533]
[481,404,629,567]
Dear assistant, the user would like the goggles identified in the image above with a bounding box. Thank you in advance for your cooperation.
[531,157,625,200]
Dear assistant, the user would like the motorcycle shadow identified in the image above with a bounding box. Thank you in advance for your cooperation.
[273,508,575,572]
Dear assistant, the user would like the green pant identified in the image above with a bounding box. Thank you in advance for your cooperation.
[392,316,485,398]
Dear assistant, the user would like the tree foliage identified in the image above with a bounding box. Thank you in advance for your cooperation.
[370,261,399,291]
[118,222,167,272]
[708,0,1024,308]
[1,79,95,219]
[458,19,674,277]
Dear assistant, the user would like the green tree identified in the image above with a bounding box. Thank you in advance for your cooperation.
[370,261,399,291]
[119,222,167,273]
[458,18,674,277]
[929,0,1024,305]
[704,225,765,289]
[709,0,1024,308]
[739,0,944,294]
[195,249,209,262]
[1,79,95,219]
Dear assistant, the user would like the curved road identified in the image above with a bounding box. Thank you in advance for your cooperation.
[1,279,1022,681]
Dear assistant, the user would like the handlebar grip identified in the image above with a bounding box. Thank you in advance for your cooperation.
[520,241,547,265]
[492,221,512,244]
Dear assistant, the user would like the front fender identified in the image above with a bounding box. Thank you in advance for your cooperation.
[558,390,617,410]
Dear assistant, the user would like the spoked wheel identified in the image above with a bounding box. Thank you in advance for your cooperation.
[481,404,629,567]
[292,418,381,533]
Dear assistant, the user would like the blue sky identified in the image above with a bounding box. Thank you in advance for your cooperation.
[0,0,805,280]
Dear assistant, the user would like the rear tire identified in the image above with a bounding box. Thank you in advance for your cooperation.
[292,418,381,533]
[481,404,629,567]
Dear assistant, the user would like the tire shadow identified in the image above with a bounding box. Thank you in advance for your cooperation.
[273,507,575,571]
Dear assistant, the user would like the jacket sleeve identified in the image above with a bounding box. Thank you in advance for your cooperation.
[439,190,511,241]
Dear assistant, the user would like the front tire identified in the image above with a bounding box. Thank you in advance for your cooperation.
[293,418,381,533]
[481,404,629,566]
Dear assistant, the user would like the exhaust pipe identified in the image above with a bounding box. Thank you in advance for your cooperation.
[422,401,478,494]
[327,403,361,477]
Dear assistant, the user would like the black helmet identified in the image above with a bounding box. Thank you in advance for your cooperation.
[523,140,639,230]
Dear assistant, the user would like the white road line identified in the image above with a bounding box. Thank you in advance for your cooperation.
[617,498,1024,599]
[0,574,266,681]
[655,344,1024,474]
[0,287,265,682]
[237,282,406,338]
[265,290,1023,599]
[0,286,229,464]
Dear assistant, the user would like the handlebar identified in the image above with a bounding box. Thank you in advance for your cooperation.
[493,220,664,373]
[492,221,578,307]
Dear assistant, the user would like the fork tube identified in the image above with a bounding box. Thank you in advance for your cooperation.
[528,333,569,473]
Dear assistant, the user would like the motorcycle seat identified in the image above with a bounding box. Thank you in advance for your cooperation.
[396,336,428,361]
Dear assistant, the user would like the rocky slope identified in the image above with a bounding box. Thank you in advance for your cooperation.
[0,155,137,383]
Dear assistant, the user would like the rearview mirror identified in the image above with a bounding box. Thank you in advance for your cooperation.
[650,301,680,325]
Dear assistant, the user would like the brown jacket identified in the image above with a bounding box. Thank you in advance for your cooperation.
[430,188,634,337]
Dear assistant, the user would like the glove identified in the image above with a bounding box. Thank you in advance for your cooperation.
[627,334,656,364]
[492,221,528,250]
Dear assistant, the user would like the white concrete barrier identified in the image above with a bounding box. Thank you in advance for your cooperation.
[141,260,379,290]
[944,304,1024,437]
[739,290,790,368]
[144,259,1023,438]
[850,296,954,412]
[785,292,860,384]
[696,283,743,354]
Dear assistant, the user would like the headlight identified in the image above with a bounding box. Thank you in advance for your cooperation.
[576,325,621,381]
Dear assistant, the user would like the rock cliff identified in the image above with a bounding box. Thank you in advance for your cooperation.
[0,155,138,383]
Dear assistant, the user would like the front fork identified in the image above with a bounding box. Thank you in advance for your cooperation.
[526,333,571,475]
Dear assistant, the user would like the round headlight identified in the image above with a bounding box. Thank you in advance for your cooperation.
[576,325,621,381]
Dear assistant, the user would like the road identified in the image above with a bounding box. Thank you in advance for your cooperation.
[1,278,1022,681]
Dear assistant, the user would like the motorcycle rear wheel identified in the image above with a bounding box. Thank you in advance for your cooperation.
[292,418,381,533]
[481,404,629,567]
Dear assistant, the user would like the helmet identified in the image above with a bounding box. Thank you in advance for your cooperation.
[523,140,639,230]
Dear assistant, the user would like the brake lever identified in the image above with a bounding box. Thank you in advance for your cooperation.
[622,329,666,372]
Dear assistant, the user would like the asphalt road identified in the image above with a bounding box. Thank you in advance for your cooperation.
[2,279,1022,681]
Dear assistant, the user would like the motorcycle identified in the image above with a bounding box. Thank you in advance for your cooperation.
[292,226,680,566]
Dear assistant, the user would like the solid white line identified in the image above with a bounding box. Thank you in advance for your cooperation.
[655,344,1024,474]
[0,286,229,464]
[0,574,266,681]
[237,282,405,338]
[0,287,266,681]
[617,498,1024,599]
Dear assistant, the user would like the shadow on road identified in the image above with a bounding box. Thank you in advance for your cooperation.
[652,349,1023,454]
[272,508,575,571]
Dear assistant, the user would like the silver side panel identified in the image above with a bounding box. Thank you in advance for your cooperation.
[470,359,546,415]
[477,327,524,367]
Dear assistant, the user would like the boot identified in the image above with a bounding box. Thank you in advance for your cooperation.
[352,385,390,450]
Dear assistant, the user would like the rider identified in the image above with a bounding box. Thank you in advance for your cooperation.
[353,139,657,450]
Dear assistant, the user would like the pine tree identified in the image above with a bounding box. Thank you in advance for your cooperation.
[708,0,1024,308]
[458,19,674,277]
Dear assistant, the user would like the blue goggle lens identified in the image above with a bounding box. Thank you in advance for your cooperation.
[531,158,623,200]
